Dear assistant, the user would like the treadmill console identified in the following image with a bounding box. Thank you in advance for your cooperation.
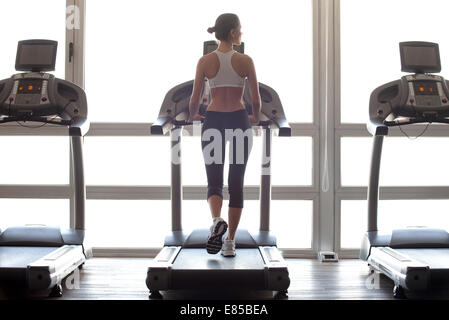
[369,42,449,127]
[4,73,52,110]
[0,40,88,128]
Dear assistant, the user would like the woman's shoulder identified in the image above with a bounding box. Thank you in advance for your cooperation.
[233,52,253,64]
[198,52,219,65]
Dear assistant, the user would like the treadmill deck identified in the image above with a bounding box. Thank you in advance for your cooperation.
[172,248,265,270]
[0,246,57,269]
[396,248,449,270]
[0,246,58,285]
[170,248,267,290]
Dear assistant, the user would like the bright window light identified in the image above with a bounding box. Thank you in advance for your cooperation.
[85,199,312,249]
[272,136,312,185]
[341,0,449,123]
[0,199,69,230]
[0,0,66,78]
[84,136,170,185]
[183,200,312,249]
[85,0,312,122]
[182,136,209,186]
[0,136,69,184]
[341,137,449,186]
[85,200,170,247]
[341,200,449,249]
[271,200,313,249]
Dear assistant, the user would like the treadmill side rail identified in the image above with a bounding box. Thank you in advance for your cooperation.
[146,246,182,291]
[258,246,290,291]
[27,245,85,290]
[368,247,431,291]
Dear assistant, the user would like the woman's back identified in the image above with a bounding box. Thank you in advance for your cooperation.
[202,50,249,112]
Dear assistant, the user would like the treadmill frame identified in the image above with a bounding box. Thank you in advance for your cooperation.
[147,79,291,297]
[362,114,449,296]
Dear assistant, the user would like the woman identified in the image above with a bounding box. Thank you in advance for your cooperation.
[188,13,261,257]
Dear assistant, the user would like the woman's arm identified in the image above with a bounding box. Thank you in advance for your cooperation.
[188,57,205,122]
[246,56,261,124]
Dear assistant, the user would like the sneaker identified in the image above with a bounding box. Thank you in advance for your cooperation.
[221,239,236,257]
[206,217,228,254]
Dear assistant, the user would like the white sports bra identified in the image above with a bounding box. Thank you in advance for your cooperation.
[207,50,245,89]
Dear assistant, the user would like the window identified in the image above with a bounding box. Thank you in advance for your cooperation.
[272,137,313,186]
[339,0,449,257]
[1,1,316,253]
[183,200,312,249]
[85,137,170,185]
[85,0,312,122]
[270,200,313,249]
[340,0,449,124]
[341,200,449,249]
[0,137,69,184]
[0,0,66,78]
[0,199,69,229]
[341,137,449,186]
[85,200,170,247]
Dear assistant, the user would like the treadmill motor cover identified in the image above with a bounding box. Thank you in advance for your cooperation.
[390,228,449,248]
[0,226,84,247]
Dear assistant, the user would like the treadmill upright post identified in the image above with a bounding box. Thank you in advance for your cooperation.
[260,125,272,232]
[71,135,86,230]
[171,126,183,231]
[367,134,384,232]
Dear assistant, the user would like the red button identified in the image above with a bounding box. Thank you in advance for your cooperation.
[9,97,14,102]
[203,98,207,102]
[410,98,415,103]
[42,97,47,102]
[443,98,448,103]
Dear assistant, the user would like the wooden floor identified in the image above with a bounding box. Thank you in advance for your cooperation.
[1,258,449,300]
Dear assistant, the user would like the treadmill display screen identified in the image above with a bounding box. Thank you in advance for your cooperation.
[400,42,441,73]
[413,81,438,96]
[17,79,42,94]
[15,40,58,72]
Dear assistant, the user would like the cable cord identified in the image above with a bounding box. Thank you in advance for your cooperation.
[388,101,431,139]
[14,100,74,129]
[398,122,431,139]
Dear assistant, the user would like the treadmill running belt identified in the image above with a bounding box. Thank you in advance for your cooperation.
[396,248,449,269]
[172,248,265,270]
[170,248,267,290]
[0,246,56,268]
[0,246,57,285]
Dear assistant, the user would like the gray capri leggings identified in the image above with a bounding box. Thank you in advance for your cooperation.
[201,109,253,208]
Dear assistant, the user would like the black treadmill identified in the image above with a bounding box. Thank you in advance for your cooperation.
[146,41,291,298]
[361,41,449,298]
[0,40,89,297]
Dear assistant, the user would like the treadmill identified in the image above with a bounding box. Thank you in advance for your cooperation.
[361,41,449,298]
[147,41,291,299]
[0,40,89,297]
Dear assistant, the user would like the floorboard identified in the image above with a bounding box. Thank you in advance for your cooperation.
[1,258,449,300]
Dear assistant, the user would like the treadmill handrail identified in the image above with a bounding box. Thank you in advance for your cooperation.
[150,80,291,136]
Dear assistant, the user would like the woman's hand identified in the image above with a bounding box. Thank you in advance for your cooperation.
[188,114,205,123]
[248,115,259,125]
